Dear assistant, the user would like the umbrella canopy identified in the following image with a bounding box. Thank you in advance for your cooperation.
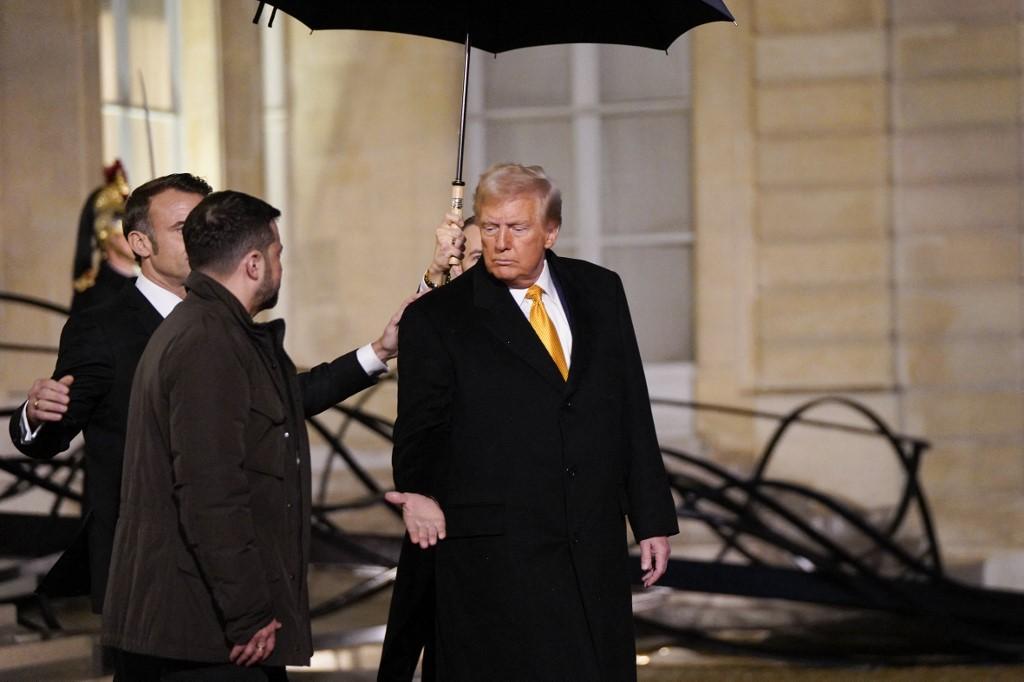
[255,0,734,53]
[253,0,734,262]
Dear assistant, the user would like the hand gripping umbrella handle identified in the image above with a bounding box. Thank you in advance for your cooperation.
[448,181,465,266]
[446,34,472,268]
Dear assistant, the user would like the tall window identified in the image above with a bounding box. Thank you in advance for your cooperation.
[467,40,695,404]
[99,0,183,183]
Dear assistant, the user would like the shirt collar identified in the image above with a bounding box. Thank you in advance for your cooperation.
[508,257,555,307]
[135,272,184,319]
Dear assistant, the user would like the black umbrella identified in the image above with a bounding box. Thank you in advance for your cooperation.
[253,0,734,253]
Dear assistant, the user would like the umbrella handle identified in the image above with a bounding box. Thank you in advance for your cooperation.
[448,182,465,266]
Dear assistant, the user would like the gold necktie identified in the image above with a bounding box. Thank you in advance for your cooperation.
[526,285,569,381]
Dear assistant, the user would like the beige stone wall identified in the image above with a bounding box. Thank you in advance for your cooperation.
[0,1,238,400]
[2,0,1021,563]
[0,1,101,397]
[280,20,464,442]
[694,0,1024,560]
[890,2,1024,557]
[219,2,264,197]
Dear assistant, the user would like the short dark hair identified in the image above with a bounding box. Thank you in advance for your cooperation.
[183,190,280,274]
[123,174,212,256]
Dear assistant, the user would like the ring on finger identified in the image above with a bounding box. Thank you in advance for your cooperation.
[33,399,39,408]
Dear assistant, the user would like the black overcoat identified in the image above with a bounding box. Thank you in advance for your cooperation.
[101,272,375,665]
[391,252,679,681]
[9,282,162,612]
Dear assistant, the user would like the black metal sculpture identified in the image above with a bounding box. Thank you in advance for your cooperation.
[3,289,1024,662]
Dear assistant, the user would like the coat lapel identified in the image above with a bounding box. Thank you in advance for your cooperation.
[548,253,593,395]
[472,262,567,392]
[124,283,164,338]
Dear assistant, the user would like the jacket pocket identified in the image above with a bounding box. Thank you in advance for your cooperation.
[242,445,285,479]
[244,389,287,479]
[251,388,286,425]
[444,503,505,538]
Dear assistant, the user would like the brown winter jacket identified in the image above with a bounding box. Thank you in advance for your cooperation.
[102,271,375,665]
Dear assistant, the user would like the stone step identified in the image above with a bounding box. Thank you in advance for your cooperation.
[0,622,40,649]
[0,559,20,582]
[1,654,108,682]
[0,603,16,627]
[0,574,37,601]
[0,632,94,675]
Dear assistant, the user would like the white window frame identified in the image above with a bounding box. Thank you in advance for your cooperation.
[466,44,695,257]
[466,43,696,440]
[101,0,184,180]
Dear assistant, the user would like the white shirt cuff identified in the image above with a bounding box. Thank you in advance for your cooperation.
[19,402,44,444]
[356,343,388,377]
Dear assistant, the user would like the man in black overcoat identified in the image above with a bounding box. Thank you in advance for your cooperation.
[386,163,679,681]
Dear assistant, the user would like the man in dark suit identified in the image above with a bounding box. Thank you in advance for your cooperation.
[13,174,408,621]
[10,173,213,612]
[385,163,679,681]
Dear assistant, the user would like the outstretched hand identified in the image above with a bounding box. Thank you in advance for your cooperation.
[385,491,446,549]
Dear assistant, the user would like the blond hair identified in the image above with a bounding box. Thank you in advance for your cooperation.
[473,163,562,225]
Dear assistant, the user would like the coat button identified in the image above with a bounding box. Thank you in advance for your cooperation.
[284,431,290,439]
[563,400,572,410]
[566,466,576,479]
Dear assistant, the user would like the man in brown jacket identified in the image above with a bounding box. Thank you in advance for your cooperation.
[103,190,407,679]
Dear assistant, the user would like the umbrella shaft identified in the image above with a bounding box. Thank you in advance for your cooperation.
[455,34,471,184]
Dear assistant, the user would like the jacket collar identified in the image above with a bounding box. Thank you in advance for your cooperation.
[184,268,286,366]
[184,270,286,340]
[471,251,592,394]
[120,280,164,337]
[184,271,289,400]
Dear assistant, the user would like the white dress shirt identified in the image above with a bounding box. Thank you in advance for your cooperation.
[134,271,184,319]
[506,259,573,367]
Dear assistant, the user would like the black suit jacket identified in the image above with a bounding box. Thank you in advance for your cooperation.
[70,260,133,316]
[10,282,162,612]
[389,252,678,681]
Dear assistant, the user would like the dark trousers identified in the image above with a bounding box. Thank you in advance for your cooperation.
[378,538,436,681]
[114,649,288,681]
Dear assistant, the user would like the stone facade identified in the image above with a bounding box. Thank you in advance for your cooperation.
[695,0,1024,562]
[0,1,1021,562]
[0,1,102,394]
